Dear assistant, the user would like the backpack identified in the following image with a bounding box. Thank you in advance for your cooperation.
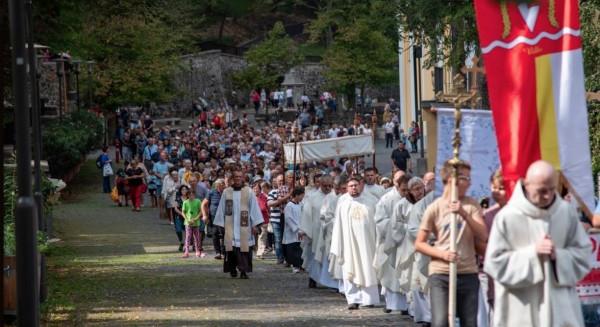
[96,155,103,169]
[151,151,160,162]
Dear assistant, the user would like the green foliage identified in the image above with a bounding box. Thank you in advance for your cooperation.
[307,0,399,46]
[233,22,303,90]
[396,0,477,69]
[3,169,16,256]
[589,102,600,178]
[42,111,103,178]
[581,0,600,92]
[322,19,396,101]
[35,0,193,110]
[3,170,56,256]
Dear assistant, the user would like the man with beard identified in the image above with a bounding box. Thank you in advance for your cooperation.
[330,176,380,309]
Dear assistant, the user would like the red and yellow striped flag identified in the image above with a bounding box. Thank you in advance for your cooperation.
[474,0,594,211]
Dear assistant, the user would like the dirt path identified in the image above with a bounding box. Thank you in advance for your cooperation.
[44,160,417,326]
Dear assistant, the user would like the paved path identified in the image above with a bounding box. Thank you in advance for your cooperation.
[44,160,418,326]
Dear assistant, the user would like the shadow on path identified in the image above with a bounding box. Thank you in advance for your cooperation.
[43,160,416,326]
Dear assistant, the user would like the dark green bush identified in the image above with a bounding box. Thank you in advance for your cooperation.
[42,111,103,178]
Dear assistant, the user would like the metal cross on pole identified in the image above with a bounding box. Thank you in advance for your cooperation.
[435,73,479,327]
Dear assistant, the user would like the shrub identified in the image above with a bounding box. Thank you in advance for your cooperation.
[3,169,57,256]
[42,111,103,178]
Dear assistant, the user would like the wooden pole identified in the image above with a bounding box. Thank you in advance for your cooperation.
[292,123,299,187]
[558,172,593,221]
[371,108,377,168]
[447,102,462,327]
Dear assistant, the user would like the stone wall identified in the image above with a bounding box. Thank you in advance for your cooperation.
[173,50,247,109]
[173,50,329,109]
[38,60,78,115]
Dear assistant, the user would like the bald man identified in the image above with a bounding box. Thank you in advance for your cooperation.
[373,171,410,314]
[422,171,435,193]
[484,160,591,327]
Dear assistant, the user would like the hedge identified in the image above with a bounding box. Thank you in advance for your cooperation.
[42,111,104,178]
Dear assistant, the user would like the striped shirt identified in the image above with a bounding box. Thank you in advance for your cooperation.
[268,189,282,223]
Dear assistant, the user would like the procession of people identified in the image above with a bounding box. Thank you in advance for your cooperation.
[96,89,599,327]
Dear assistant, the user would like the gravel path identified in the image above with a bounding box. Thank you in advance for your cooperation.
[44,161,418,326]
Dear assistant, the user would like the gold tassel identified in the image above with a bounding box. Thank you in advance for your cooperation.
[500,1,511,38]
[548,0,558,28]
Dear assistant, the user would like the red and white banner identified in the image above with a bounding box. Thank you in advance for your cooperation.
[473,0,594,211]
[577,233,600,301]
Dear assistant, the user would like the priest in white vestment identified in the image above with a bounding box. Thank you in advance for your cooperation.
[392,177,428,324]
[407,190,435,324]
[330,176,380,309]
[300,176,338,288]
[324,177,348,293]
[363,167,386,199]
[214,171,265,279]
[484,161,591,327]
[373,172,409,313]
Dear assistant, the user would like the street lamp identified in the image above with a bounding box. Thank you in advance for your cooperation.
[72,59,81,111]
[371,109,377,168]
[87,60,95,109]
[412,44,425,158]
[54,58,66,120]
[189,58,194,116]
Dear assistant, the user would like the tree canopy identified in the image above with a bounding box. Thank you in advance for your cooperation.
[233,21,303,90]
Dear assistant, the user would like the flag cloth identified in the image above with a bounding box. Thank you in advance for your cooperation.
[473,0,594,211]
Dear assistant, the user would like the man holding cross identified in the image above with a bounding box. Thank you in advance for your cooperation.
[214,170,265,279]
[414,160,487,327]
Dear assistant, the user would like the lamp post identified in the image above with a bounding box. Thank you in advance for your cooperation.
[72,59,81,111]
[412,44,424,158]
[87,60,95,109]
[371,108,377,168]
[55,58,65,120]
[189,58,194,117]
[8,0,40,324]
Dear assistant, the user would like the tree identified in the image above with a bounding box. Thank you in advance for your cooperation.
[35,0,187,110]
[322,19,397,108]
[80,13,178,109]
[233,21,303,90]
[581,0,600,178]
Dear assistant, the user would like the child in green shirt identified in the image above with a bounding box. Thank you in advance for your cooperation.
[181,190,205,258]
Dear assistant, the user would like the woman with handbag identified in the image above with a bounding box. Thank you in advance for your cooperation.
[99,146,113,193]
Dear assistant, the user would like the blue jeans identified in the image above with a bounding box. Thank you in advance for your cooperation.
[270,221,284,262]
[102,176,111,193]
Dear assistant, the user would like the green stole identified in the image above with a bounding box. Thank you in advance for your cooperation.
[223,186,250,252]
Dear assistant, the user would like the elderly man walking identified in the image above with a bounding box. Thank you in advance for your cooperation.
[484,161,591,327]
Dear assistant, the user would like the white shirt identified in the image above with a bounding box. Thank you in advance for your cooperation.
[286,88,293,98]
[384,122,395,134]
[328,128,339,138]
[283,201,302,244]
[301,95,309,103]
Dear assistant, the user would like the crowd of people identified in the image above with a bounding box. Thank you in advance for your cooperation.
[96,105,596,327]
